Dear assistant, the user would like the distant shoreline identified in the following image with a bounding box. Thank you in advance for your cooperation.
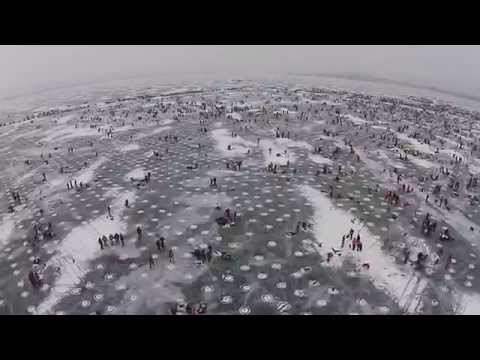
[290,72,480,106]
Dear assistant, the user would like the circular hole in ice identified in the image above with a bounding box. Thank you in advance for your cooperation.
[220,295,233,304]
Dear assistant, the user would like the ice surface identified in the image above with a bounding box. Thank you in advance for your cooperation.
[2,79,480,315]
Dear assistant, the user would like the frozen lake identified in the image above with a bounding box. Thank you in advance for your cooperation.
[1,79,480,315]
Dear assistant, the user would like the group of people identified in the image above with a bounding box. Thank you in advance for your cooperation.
[30,221,55,249]
[274,128,290,139]
[11,190,21,203]
[421,212,438,237]
[341,228,363,252]
[8,84,480,315]
[98,232,125,249]
[215,207,239,226]
[266,162,279,173]
[171,301,207,315]
[66,179,89,190]
[148,246,175,268]
[209,177,217,186]
[191,245,213,264]
[163,134,179,143]
[29,258,46,290]
[288,221,313,236]
[226,159,242,171]
[384,190,400,206]
[466,175,478,190]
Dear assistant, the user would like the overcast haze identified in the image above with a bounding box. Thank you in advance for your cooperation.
[1,45,480,100]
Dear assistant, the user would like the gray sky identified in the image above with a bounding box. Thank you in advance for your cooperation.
[1,45,479,100]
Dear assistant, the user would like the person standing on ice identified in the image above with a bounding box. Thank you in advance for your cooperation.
[136,226,142,242]
[107,205,112,218]
[207,245,213,263]
[98,237,104,250]
[102,235,109,248]
[168,248,175,263]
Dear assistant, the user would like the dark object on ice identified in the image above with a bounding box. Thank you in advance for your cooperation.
[28,270,42,289]
[415,252,428,269]
[197,303,207,314]
[417,252,427,262]
[216,217,228,226]
[220,252,232,261]
[439,227,452,241]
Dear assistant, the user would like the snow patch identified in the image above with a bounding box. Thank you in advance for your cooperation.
[299,184,424,312]
[118,143,140,152]
[211,128,255,158]
[410,157,437,169]
[0,216,15,249]
[344,114,368,125]
[36,189,135,314]
[396,133,434,155]
[309,154,333,165]
[125,168,146,181]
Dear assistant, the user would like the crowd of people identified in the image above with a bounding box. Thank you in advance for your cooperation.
[98,233,125,250]
[5,83,480,315]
